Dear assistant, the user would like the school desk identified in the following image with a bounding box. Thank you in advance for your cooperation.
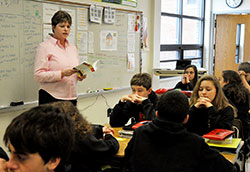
[113,127,241,164]
[113,127,130,157]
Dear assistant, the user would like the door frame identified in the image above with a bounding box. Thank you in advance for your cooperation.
[210,11,250,76]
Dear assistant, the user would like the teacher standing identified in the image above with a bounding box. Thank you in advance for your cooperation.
[34,10,86,106]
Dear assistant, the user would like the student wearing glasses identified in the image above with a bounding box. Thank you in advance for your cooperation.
[174,65,198,91]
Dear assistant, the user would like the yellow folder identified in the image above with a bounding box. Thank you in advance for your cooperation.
[206,138,241,149]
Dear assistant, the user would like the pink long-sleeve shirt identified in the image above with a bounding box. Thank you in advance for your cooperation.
[34,36,80,100]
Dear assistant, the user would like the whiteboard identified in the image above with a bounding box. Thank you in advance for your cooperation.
[0,0,141,107]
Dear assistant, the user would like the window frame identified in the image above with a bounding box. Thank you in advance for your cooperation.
[160,0,205,70]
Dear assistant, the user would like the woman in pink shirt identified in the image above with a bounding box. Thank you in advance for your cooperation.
[34,10,86,105]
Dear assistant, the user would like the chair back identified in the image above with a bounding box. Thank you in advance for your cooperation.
[232,119,244,139]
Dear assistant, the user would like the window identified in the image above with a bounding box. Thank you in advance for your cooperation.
[235,24,245,64]
[160,0,205,70]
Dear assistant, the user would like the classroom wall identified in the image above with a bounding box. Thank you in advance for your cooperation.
[2,0,249,153]
[213,0,250,13]
[205,0,250,78]
[156,0,250,90]
[0,0,154,152]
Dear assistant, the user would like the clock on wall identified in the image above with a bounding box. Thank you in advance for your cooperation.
[225,0,243,8]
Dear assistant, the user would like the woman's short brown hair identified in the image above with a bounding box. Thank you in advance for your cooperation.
[51,10,72,32]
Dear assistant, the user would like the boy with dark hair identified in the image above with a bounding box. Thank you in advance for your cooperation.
[238,61,250,92]
[109,73,158,127]
[124,90,234,172]
[238,62,250,74]
[0,105,75,172]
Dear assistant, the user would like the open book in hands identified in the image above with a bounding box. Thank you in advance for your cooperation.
[73,60,99,77]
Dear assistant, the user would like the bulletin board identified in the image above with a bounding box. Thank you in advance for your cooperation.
[0,0,142,108]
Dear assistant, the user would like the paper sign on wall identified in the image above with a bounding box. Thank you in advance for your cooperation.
[77,8,88,31]
[100,31,118,51]
[43,3,59,24]
[104,7,115,24]
[127,53,135,72]
[89,4,103,24]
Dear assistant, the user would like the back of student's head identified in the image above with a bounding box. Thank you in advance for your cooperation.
[222,70,242,84]
[238,62,250,73]
[156,90,189,123]
[3,105,75,166]
[130,73,152,90]
[222,70,248,104]
[50,101,92,136]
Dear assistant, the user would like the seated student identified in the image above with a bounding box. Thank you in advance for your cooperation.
[124,90,234,172]
[185,75,235,136]
[51,101,119,172]
[0,105,75,172]
[174,64,198,91]
[109,73,158,127]
[219,70,250,139]
[238,61,250,92]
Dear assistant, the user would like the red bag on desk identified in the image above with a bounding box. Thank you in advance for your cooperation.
[180,91,193,97]
[155,88,168,94]
[203,129,234,140]
[123,120,151,130]
[132,120,151,130]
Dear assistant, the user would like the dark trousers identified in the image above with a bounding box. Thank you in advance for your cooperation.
[39,89,77,106]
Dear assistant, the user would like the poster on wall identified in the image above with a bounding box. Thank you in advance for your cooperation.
[89,5,103,24]
[100,31,118,51]
[94,0,137,7]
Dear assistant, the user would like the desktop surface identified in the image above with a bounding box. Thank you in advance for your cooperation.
[113,127,239,163]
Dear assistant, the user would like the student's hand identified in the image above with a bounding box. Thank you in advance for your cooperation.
[182,74,190,84]
[239,70,246,76]
[77,73,87,81]
[103,126,114,136]
[239,70,247,80]
[130,94,147,104]
[186,75,190,83]
[61,69,77,78]
[195,97,213,108]
[121,95,134,102]
[0,158,8,172]
[120,94,147,104]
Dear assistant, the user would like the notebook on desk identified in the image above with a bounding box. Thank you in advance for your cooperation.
[118,130,134,138]
[206,138,242,153]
